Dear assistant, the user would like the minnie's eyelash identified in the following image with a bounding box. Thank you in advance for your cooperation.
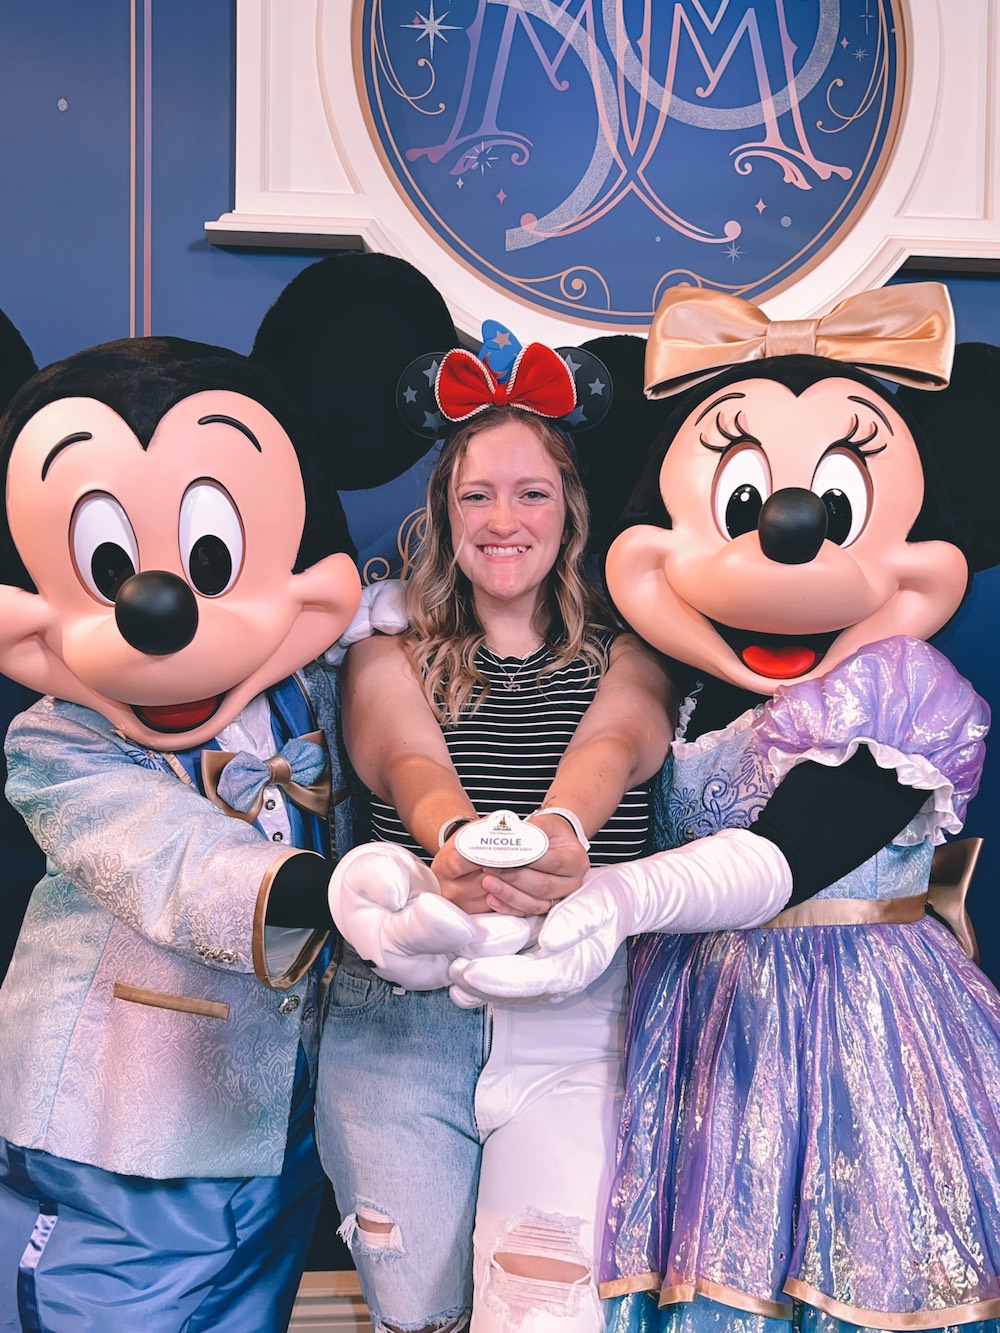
[700,410,762,454]
[832,415,887,459]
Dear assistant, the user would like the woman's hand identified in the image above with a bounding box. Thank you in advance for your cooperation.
[432,841,495,914]
[434,814,589,916]
[480,814,590,916]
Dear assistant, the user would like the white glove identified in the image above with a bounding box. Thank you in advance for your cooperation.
[329,842,535,990]
[324,579,408,666]
[448,828,792,1003]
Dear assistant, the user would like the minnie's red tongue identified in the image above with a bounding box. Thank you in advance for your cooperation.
[133,696,222,732]
[741,645,817,679]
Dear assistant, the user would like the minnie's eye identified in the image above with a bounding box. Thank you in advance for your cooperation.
[71,493,139,603]
[712,447,771,539]
[179,481,244,596]
[811,451,871,546]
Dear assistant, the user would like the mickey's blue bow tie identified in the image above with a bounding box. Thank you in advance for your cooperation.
[201,732,330,823]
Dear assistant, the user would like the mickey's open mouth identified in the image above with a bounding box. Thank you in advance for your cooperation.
[131,695,225,733]
[708,621,844,679]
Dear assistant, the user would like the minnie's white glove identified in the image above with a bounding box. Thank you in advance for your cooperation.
[448,828,792,1003]
[324,579,408,666]
[329,842,535,990]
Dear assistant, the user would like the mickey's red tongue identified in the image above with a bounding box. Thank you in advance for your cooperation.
[741,644,817,679]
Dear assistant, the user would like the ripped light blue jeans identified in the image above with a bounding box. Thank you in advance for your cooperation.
[316,943,627,1333]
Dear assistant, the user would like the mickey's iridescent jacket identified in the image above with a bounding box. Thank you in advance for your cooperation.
[0,660,347,1180]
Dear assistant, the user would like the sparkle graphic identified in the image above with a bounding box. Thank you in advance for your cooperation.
[853,46,868,61]
[755,198,766,214]
[841,36,849,49]
[725,242,743,263]
[860,0,875,35]
[496,188,507,203]
[456,177,464,189]
[402,3,459,59]
[456,141,499,175]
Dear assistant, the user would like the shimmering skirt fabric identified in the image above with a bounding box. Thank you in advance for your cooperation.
[601,916,1000,1332]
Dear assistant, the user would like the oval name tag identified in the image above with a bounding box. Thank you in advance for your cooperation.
[454,809,549,869]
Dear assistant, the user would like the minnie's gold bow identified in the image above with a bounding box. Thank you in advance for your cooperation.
[645,284,955,399]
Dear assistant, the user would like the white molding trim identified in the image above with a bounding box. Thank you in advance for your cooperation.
[208,0,1000,335]
[290,1271,369,1332]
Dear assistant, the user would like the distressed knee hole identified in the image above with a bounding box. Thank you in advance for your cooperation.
[337,1204,404,1256]
[484,1208,594,1321]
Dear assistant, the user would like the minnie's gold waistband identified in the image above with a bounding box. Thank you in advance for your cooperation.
[760,894,927,929]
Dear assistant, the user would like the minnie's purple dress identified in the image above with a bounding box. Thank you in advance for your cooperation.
[602,637,1000,1333]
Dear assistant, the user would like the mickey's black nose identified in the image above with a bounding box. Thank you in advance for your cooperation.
[757,488,828,565]
[115,571,199,656]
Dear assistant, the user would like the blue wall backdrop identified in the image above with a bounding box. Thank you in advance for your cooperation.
[0,3,998,995]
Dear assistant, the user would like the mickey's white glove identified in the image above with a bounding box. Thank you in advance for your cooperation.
[448,828,792,1003]
[324,579,408,666]
[329,843,535,991]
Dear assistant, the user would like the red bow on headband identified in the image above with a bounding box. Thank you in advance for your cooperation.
[435,343,577,423]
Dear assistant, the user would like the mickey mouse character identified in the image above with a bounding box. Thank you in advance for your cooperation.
[0,253,457,1333]
[451,284,1000,1331]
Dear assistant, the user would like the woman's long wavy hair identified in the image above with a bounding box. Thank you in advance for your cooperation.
[404,406,616,725]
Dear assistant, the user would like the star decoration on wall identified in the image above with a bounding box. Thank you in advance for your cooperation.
[402,3,459,60]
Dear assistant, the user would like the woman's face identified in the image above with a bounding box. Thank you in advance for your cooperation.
[448,417,567,619]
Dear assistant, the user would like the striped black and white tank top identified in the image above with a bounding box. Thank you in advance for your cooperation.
[369,637,651,866]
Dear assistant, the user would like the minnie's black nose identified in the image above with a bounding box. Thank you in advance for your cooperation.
[757,488,828,565]
[115,571,199,656]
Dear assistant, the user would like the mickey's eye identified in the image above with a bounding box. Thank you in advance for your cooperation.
[179,481,244,596]
[712,446,771,539]
[811,450,871,546]
[71,493,139,603]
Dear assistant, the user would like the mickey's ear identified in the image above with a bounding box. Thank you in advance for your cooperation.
[251,252,459,490]
[0,309,38,418]
[896,341,1000,573]
[570,334,674,555]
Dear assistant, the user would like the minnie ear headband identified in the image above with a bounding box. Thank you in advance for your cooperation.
[643,283,956,398]
[397,322,613,439]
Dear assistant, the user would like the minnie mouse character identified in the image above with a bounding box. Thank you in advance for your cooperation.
[451,284,1000,1332]
[0,253,459,1332]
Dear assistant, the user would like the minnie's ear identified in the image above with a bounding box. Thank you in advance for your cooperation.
[0,309,38,418]
[251,252,459,490]
[570,334,674,554]
[896,342,1000,572]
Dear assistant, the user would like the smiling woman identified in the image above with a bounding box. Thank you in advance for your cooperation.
[315,339,676,1333]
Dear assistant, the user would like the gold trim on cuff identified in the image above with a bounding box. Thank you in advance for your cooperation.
[783,1279,1000,1330]
[113,982,229,1021]
[252,850,329,990]
[761,894,927,929]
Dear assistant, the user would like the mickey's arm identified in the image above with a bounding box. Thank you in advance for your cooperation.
[7,697,330,987]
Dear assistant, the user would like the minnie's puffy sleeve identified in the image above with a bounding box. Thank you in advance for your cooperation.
[753,636,989,846]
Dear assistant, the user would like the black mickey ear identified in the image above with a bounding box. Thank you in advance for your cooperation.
[896,342,1000,573]
[0,309,38,418]
[569,334,675,555]
[251,251,459,490]
[556,347,613,431]
[396,353,450,440]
